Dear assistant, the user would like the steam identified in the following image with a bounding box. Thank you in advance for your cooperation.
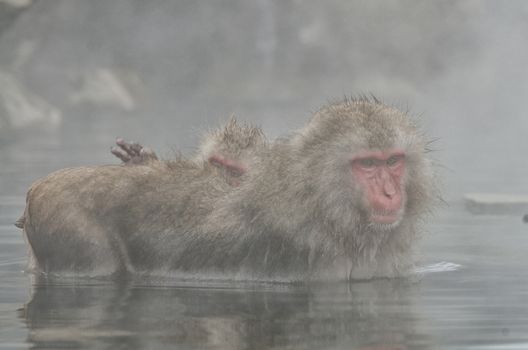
[0,0,526,198]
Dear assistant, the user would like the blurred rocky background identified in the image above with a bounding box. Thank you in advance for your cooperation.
[1,0,528,199]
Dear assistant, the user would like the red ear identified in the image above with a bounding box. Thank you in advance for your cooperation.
[208,154,248,177]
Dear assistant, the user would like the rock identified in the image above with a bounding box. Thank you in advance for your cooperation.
[69,68,137,111]
[464,193,528,215]
[0,70,61,131]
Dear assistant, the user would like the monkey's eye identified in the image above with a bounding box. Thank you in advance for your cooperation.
[228,168,244,178]
[358,158,376,168]
[386,155,404,167]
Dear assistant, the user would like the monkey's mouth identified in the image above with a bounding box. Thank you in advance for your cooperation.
[370,210,402,224]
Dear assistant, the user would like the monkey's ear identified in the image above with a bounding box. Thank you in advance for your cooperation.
[208,154,247,177]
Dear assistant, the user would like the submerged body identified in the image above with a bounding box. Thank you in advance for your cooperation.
[18,99,436,281]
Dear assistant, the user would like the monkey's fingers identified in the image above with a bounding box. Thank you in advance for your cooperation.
[129,142,144,155]
[115,138,143,157]
[111,147,132,163]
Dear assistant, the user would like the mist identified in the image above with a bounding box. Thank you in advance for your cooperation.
[3,2,528,348]
[1,0,527,200]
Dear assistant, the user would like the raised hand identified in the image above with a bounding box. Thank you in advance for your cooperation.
[111,138,158,165]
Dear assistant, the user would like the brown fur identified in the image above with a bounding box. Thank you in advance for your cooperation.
[194,116,267,164]
[111,117,267,178]
[18,99,436,281]
[193,116,268,182]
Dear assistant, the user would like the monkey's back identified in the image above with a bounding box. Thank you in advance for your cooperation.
[21,162,228,276]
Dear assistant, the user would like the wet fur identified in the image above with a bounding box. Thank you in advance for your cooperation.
[19,98,436,281]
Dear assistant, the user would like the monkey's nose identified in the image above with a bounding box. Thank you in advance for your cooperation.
[383,179,397,198]
[377,169,396,197]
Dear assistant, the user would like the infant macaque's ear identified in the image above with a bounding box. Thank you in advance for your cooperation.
[208,154,248,178]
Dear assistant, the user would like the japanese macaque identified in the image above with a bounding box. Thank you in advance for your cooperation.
[111,117,267,186]
[17,98,436,281]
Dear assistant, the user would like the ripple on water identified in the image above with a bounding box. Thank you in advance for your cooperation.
[414,261,463,274]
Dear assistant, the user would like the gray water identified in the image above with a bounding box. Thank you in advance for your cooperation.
[2,121,528,350]
[2,1,528,349]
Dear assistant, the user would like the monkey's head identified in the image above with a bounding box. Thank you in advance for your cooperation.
[196,117,267,185]
[291,98,434,232]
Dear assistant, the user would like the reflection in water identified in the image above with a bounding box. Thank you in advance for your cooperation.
[21,279,427,350]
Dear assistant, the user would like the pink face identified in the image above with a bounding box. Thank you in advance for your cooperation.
[208,154,248,187]
[351,149,406,225]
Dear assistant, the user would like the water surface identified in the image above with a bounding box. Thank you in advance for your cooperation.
[1,131,528,350]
